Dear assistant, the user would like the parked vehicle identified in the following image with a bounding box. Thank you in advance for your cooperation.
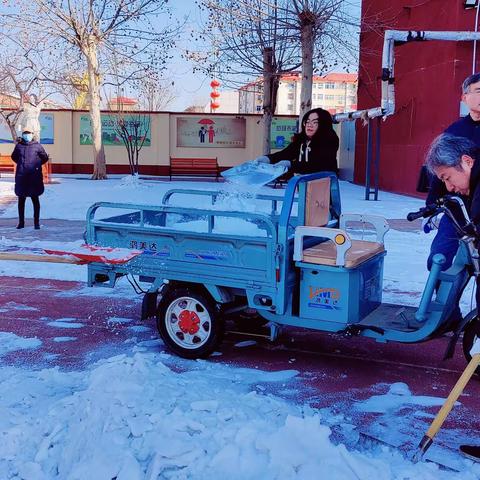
[85,173,478,363]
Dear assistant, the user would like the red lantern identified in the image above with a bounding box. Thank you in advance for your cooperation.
[210,79,221,88]
[210,91,220,99]
[210,101,220,110]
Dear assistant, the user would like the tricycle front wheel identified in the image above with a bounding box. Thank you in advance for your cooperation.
[462,309,480,369]
[156,287,223,359]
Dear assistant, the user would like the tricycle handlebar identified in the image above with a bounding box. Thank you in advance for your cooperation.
[407,204,438,222]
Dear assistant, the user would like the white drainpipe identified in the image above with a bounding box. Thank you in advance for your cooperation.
[333,30,480,124]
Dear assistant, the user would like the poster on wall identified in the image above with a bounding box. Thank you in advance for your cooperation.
[176,116,246,148]
[79,114,151,146]
[0,113,54,144]
[270,117,298,150]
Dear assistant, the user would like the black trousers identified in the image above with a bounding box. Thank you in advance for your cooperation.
[18,196,40,226]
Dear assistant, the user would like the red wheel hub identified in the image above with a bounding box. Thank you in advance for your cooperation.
[178,310,200,334]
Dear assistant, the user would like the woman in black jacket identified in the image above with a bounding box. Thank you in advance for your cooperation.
[11,129,49,229]
[260,108,339,175]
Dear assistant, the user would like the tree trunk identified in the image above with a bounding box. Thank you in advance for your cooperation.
[8,122,18,143]
[262,47,276,155]
[85,39,107,180]
[299,12,315,122]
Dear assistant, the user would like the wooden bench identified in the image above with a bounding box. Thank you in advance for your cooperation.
[169,157,219,181]
[0,153,51,183]
[0,154,15,175]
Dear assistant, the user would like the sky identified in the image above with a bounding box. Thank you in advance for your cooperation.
[164,0,362,111]
[0,0,362,111]
[166,1,211,110]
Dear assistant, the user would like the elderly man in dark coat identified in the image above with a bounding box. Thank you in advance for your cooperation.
[425,132,480,461]
[11,128,49,229]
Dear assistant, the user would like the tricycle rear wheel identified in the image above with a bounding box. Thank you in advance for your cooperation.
[156,287,223,359]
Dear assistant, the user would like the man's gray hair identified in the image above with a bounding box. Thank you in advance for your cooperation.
[462,73,480,94]
[425,134,478,174]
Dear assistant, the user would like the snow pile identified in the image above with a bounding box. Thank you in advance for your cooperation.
[0,352,474,480]
[115,174,149,189]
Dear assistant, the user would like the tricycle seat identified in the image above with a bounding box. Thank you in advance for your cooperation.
[302,239,385,268]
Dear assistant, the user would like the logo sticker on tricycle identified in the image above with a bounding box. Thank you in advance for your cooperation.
[308,286,341,310]
[129,240,170,257]
[184,249,229,261]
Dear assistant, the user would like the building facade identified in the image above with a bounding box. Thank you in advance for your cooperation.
[0,110,352,176]
[239,72,357,115]
[356,0,480,196]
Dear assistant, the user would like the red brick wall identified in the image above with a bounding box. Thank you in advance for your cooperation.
[356,1,479,195]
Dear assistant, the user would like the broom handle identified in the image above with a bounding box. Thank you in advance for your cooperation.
[425,353,480,440]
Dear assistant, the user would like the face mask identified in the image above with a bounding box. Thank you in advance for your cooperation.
[22,133,33,142]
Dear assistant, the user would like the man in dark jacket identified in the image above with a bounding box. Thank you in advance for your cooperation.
[11,129,49,229]
[426,73,480,270]
[425,133,480,461]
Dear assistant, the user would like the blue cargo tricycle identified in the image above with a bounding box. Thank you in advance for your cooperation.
[84,173,480,362]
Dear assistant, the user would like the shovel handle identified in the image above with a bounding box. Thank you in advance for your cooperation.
[425,353,480,441]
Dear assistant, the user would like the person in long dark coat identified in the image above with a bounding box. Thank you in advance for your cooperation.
[11,129,49,229]
[256,108,339,175]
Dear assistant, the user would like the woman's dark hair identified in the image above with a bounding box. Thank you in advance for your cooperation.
[292,108,335,143]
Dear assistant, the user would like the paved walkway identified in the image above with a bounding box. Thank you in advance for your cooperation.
[0,274,478,469]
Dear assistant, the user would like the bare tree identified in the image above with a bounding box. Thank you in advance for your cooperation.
[114,112,151,175]
[1,1,177,179]
[193,0,364,137]
[0,52,54,142]
[137,77,176,112]
[192,0,301,154]
[282,0,359,120]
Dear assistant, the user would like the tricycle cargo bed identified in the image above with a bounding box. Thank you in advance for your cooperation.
[86,202,279,290]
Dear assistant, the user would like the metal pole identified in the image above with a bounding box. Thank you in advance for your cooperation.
[374,117,381,200]
[365,119,372,200]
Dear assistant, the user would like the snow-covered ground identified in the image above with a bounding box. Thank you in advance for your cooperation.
[0,175,479,479]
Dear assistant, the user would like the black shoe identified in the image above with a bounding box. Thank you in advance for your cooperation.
[460,445,480,462]
[34,223,40,230]
[16,222,24,229]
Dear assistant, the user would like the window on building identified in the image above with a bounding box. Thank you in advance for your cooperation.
[288,83,295,89]
[337,96,345,104]
[348,95,356,104]
[325,94,334,101]
[256,105,262,112]
[287,103,294,111]
[325,82,335,89]
[318,94,324,100]
[318,83,324,89]
[288,92,294,100]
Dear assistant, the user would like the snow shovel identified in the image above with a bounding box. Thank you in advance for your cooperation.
[413,349,480,463]
[221,160,288,187]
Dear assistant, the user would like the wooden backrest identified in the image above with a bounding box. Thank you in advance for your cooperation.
[195,158,218,168]
[0,154,14,166]
[170,157,218,168]
[0,154,14,172]
[305,177,331,227]
[170,158,194,168]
